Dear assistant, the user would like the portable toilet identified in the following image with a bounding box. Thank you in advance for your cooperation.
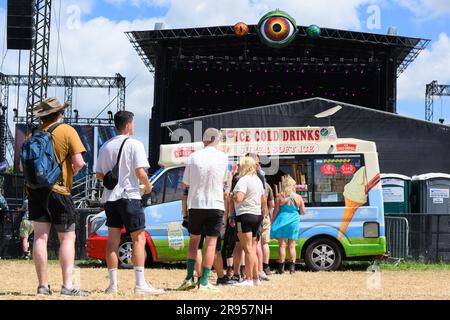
[412,173,450,214]
[381,174,412,214]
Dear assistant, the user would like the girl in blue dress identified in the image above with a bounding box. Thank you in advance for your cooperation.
[271,175,306,274]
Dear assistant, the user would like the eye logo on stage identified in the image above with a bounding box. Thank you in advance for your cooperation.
[257,10,298,48]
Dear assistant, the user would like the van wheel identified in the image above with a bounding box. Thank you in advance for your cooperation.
[118,236,134,269]
[304,238,342,271]
[118,236,152,269]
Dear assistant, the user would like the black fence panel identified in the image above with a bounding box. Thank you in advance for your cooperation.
[386,213,450,263]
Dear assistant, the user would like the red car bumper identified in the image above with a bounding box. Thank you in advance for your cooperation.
[86,231,158,262]
[86,234,108,260]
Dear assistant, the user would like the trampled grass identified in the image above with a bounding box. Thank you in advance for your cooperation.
[1,260,450,300]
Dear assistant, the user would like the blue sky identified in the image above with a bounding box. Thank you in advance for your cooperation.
[0,0,449,149]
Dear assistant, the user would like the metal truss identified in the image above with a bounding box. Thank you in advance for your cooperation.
[397,39,430,77]
[0,83,14,163]
[126,25,430,75]
[425,81,450,122]
[0,73,126,89]
[0,73,126,123]
[14,115,114,126]
[126,32,155,73]
[26,0,52,128]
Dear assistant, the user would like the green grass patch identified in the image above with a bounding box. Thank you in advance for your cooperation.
[377,260,450,271]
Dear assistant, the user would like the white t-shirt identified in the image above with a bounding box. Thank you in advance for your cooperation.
[183,146,228,211]
[233,175,265,216]
[96,135,150,203]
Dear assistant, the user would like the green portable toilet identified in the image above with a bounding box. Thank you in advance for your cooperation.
[412,173,450,214]
[381,174,412,214]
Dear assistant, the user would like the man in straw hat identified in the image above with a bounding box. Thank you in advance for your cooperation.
[26,97,88,296]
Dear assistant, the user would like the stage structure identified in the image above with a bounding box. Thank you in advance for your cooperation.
[127,14,430,168]
[26,0,52,127]
[425,80,450,122]
[0,72,125,166]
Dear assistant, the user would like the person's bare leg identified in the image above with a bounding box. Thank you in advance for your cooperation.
[197,236,218,286]
[195,249,202,277]
[106,228,121,269]
[130,229,146,267]
[188,235,201,260]
[256,239,263,274]
[105,228,121,290]
[21,237,29,253]
[130,229,150,288]
[57,231,76,289]
[252,238,259,280]
[33,222,51,287]
[202,236,218,268]
[226,257,233,268]
[278,239,287,263]
[240,250,246,277]
[213,251,225,278]
[232,242,242,275]
[262,241,270,265]
[288,239,297,262]
[238,232,253,280]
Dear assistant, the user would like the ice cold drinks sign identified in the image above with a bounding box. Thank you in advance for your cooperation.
[222,127,336,143]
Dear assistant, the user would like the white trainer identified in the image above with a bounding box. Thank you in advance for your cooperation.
[233,280,254,287]
[134,284,164,295]
[253,279,262,286]
[105,285,118,294]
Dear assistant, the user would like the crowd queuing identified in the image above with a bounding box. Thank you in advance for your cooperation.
[20,97,305,296]
[178,128,306,290]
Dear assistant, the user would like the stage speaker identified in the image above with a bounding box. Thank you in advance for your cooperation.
[7,0,34,50]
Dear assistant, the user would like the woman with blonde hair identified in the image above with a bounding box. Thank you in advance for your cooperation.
[232,156,266,286]
[271,175,306,274]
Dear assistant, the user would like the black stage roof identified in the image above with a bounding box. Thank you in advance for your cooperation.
[160,97,450,176]
[127,25,429,76]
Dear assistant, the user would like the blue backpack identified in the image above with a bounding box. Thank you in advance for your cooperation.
[21,123,66,190]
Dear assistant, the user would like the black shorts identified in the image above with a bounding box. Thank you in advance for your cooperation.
[28,187,77,233]
[188,209,224,237]
[236,214,263,238]
[104,199,145,234]
[198,234,222,252]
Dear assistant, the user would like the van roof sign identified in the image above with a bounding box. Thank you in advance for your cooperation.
[159,127,376,166]
[220,127,337,144]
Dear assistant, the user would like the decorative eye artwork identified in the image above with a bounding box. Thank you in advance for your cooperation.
[307,24,322,38]
[257,10,298,48]
[234,22,249,36]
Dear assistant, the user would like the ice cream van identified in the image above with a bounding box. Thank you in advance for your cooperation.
[87,126,386,271]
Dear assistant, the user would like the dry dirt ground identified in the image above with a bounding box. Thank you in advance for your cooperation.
[1,260,450,300]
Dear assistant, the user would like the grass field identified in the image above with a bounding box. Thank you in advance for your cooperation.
[1,260,450,300]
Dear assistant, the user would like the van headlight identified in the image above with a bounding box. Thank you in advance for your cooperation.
[91,215,106,235]
[364,222,380,238]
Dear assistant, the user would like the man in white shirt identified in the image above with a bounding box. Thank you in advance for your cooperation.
[96,111,163,295]
[178,128,229,291]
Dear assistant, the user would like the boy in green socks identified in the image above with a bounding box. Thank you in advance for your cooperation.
[177,128,229,291]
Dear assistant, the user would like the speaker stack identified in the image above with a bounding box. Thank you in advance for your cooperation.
[7,0,34,50]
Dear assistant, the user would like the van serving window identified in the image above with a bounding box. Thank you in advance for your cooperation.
[313,155,365,207]
[263,154,366,208]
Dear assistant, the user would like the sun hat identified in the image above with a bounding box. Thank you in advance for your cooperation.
[32,97,70,118]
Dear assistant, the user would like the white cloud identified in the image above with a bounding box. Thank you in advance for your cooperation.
[394,0,450,18]
[397,32,450,101]
[103,0,170,7]
[162,0,380,30]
